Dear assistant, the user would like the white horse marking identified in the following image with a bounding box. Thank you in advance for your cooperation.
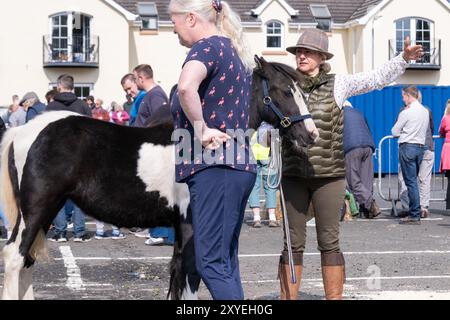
[136,143,190,219]
[291,81,319,142]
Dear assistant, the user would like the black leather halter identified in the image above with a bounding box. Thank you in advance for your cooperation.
[262,79,312,128]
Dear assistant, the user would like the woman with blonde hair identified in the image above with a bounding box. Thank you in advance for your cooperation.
[111,101,130,125]
[438,99,450,209]
[168,0,256,299]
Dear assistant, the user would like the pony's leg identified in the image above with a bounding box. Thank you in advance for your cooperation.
[2,219,26,300]
[180,234,201,300]
[179,208,201,300]
[13,201,59,300]
[19,266,34,300]
[169,207,201,300]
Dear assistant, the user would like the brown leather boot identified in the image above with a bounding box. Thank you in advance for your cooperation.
[279,251,303,300]
[321,252,345,300]
[370,200,382,218]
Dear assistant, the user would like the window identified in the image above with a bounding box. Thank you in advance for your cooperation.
[138,2,158,30]
[266,21,283,48]
[49,12,92,63]
[309,4,332,32]
[51,15,69,60]
[49,83,93,100]
[395,17,433,63]
[74,85,93,100]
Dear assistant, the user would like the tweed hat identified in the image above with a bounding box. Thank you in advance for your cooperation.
[286,28,333,60]
[19,91,39,106]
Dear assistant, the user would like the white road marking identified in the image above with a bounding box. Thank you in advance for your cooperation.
[50,249,450,262]
[242,275,450,284]
[59,246,85,291]
[354,290,450,300]
[43,283,112,288]
[349,218,443,222]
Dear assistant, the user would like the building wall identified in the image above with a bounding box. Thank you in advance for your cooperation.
[129,25,188,95]
[1,0,449,108]
[362,0,449,85]
[0,0,130,107]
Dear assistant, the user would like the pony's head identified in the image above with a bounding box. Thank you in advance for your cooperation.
[250,56,319,148]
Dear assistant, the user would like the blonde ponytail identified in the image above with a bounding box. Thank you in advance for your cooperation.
[216,2,254,72]
[169,0,254,72]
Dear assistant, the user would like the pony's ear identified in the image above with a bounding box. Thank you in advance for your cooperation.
[254,55,263,70]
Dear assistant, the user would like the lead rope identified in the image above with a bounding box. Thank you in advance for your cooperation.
[267,132,297,285]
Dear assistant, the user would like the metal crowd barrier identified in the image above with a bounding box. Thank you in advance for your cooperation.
[377,135,446,216]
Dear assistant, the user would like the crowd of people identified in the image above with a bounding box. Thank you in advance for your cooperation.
[0,68,174,246]
[2,0,449,301]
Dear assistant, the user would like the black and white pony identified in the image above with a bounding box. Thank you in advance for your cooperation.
[0,56,318,300]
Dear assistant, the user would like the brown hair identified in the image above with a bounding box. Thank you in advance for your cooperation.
[45,89,58,104]
[57,74,74,91]
[133,64,154,79]
[402,86,419,99]
[120,73,136,86]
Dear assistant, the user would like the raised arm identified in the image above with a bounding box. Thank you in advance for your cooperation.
[335,37,423,107]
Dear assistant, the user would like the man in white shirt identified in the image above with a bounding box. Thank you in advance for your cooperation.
[392,86,429,224]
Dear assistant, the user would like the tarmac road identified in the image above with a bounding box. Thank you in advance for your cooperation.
[1,176,450,300]
[1,209,450,300]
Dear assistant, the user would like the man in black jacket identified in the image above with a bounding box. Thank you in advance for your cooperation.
[46,73,92,242]
[46,74,92,117]
[343,101,381,219]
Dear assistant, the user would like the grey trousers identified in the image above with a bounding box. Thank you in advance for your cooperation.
[345,147,374,209]
[399,149,435,209]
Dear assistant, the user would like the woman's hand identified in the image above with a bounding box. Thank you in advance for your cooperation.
[403,36,424,61]
[201,127,231,150]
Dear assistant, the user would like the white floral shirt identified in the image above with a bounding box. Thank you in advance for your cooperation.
[334,53,408,108]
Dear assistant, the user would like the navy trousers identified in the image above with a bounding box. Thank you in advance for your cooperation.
[399,143,424,219]
[186,166,256,300]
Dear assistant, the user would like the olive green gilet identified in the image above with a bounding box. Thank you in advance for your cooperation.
[282,73,345,178]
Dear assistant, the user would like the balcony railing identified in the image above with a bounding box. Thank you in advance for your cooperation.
[389,39,441,70]
[43,35,99,68]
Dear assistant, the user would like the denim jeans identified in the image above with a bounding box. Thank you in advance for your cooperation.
[399,143,424,219]
[149,227,175,245]
[0,207,8,227]
[65,199,75,222]
[53,202,86,237]
[248,163,277,209]
[95,220,120,235]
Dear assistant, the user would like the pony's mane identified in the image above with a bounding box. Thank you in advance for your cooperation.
[270,62,301,82]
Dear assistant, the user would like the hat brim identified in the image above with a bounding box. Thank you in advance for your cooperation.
[286,44,334,60]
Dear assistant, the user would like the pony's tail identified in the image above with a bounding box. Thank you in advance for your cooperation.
[0,128,48,262]
[0,129,19,230]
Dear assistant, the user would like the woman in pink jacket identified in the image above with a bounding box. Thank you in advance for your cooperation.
[111,101,130,125]
[438,99,450,209]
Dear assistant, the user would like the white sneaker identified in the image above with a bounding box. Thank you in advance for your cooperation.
[145,236,164,245]
[133,229,150,238]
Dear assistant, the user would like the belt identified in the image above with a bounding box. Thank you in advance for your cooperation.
[399,142,424,147]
